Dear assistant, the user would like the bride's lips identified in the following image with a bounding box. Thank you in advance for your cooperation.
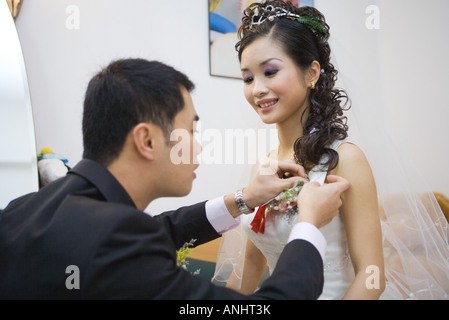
[256,98,278,113]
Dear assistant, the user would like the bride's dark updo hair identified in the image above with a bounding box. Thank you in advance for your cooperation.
[236,0,350,172]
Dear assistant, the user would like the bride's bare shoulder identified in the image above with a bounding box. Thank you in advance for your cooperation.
[336,142,367,165]
[331,142,372,176]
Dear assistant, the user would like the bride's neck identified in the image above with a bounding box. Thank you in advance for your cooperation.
[276,120,304,160]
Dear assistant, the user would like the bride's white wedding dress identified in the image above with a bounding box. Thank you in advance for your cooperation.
[242,139,354,300]
[239,139,449,300]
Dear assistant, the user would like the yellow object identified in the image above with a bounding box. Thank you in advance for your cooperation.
[434,192,449,223]
[209,0,222,12]
[40,147,53,154]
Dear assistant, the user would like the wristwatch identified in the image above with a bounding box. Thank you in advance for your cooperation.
[234,189,255,214]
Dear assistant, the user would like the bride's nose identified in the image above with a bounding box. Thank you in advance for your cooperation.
[253,78,269,98]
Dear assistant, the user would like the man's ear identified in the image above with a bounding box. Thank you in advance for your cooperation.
[132,123,159,160]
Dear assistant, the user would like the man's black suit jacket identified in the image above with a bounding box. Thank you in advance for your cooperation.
[0,159,323,299]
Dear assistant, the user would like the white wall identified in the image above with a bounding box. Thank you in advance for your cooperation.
[14,0,449,214]
[316,0,449,197]
[378,0,449,197]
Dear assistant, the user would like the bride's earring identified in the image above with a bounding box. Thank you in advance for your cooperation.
[311,82,316,90]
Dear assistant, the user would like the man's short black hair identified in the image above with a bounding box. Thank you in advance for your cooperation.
[82,58,195,166]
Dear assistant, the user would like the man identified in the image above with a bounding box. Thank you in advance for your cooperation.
[0,58,349,299]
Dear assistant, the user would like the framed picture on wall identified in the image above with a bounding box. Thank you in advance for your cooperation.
[209,0,314,79]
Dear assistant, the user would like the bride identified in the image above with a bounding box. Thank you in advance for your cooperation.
[212,0,449,300]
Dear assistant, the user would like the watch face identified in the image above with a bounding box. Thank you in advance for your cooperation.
[6,0,22,20]
[235,190,247,212]
[235,190,253,214]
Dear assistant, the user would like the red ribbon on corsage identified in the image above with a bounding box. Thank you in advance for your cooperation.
[250,204,269,234]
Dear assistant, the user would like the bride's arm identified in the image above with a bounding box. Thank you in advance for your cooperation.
[227,237,267,294]
[332,143,386,300]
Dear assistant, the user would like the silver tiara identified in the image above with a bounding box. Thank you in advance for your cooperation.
[249,5,328,35]
[250,5,301,30]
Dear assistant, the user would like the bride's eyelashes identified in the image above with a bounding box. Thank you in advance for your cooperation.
[242,68,279,84]
[243,75,254,84]
[264,67,279,77]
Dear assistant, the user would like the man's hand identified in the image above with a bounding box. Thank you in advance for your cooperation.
[296,175,350,228]
[224,160,307,218]
[244,159,307,210]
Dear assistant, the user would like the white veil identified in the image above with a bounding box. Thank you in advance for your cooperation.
[212,1,449,299]
[330,2,449,299]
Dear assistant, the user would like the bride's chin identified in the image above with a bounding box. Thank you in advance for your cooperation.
[258,115,278,125]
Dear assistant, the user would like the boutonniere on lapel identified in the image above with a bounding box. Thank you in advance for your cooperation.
[176,239,200,275]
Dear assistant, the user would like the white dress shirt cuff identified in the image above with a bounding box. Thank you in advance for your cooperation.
[205,197,241,234]
[288,222,327,261]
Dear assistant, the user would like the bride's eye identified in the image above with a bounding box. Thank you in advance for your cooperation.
[264,68,278,77]
[243,75,254,84]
